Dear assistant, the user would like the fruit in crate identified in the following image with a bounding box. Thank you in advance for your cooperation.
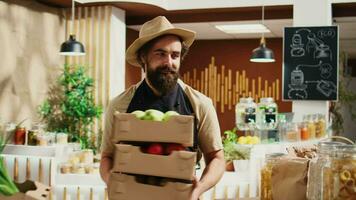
[163,111,180,121]
[165,143,185,155]
[146,143,164,155]
[143,109,165,121]
[131,110,146,119]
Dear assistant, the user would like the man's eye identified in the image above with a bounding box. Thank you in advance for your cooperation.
[156,52,165,56]
[172,54,180,59]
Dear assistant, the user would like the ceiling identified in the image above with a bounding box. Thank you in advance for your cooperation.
[37,0,356,58]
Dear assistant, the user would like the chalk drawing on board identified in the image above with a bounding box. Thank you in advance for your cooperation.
[296,61,332,79]
[305,80,337,97]
[306,32,332,60]
[290,33,305,57]
[287,68,308,99]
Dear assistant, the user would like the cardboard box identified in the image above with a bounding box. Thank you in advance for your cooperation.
[112,144,196,180]
[108,173,192,200]
[0,180,51,200]
[113,113,194,146]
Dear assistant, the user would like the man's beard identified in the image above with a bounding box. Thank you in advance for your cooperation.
[147,65,179,95]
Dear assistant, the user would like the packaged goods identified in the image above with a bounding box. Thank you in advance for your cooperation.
[261,153,286,200]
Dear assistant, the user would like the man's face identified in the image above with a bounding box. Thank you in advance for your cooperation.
[143,35,182,95]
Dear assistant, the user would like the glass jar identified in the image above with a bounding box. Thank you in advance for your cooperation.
[306,115,316,139]
[36,133,49,146]
[284,122,300,142]
[315,114,326,138]
[256,97,278,130]
[80,149,94,164]
[299,122,309,141]
[307,141,345,200]
[276,114,287,142]
[235,97,257,131]
[324,145,356,200]
[14,126,26,145]
[56,133,68,144]
[261,153,286,200]
[27,130,38,145]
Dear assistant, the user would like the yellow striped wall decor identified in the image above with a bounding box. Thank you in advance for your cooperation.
[182,57,281,113]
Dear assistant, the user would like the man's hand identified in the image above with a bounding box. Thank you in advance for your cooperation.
[189,176,201,200]
[100,152,113,185]
[189,149,225,200]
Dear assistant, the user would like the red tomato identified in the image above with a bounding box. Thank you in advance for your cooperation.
[165,143,185,155]
[146,143,164,155]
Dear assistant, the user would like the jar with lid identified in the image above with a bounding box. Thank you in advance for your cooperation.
[261,153,286,200]
[235,97,257,130]
[307,141,345,200]
[256,97,278,130]
[14,126,26,145]
[323,145,356,200]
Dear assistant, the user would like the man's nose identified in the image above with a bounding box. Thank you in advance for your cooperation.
[163,54,173,67]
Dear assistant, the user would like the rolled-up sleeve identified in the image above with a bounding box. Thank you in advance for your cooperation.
[197,98,223,154]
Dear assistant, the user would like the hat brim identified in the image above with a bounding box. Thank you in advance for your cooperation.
[126,28,196,67]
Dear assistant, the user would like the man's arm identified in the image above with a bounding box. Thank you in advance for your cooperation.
[190,149,225,200]
[100,152,113,184]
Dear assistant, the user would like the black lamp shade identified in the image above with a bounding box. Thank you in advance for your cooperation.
[250,42,275,63]
[60,34,85,56]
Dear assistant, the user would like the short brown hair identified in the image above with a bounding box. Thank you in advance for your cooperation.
[136,34,190,70]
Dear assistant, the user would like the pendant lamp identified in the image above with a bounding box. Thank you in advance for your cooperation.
[250,5,275,63]
[60,0,85,56]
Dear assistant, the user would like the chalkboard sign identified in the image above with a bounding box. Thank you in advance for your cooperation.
[283,26,338,101]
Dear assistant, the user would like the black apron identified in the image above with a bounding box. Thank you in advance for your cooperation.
[126,81,200,162]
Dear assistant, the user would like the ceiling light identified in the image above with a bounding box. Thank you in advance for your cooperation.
[215,24,270,34]
[250,5,275,63]
[60,0,85,56]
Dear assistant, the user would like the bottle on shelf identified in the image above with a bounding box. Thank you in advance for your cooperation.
[256,97,278,130]
[235,97,257,131]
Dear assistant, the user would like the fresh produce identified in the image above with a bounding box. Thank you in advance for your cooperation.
[143,109,165,121]
[237,136,260,145]
[146,143,164,155]
[131,110,146,119]
[131,110,180,122]
[162,111,179,121]
[165,143,185,155]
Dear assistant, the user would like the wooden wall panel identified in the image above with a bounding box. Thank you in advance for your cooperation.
[64,6,112,143]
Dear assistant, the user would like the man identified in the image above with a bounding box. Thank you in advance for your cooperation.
[100,16,225,200]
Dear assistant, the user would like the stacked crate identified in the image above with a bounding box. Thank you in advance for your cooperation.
[109,112,196,200]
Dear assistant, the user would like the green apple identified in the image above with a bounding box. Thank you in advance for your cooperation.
[145,109,164,121]
[163,111,180,121]
[131,110,146,119]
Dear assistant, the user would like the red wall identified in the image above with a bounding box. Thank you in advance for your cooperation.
[180,38,292,134]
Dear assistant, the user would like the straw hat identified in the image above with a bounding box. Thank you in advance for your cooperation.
[126,16,196,67]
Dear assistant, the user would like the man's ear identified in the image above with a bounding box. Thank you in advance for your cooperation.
[139,54,147,65]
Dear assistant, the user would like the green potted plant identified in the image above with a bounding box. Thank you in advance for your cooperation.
[39,64,103,151]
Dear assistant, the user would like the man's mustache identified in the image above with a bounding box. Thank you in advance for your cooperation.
[156,66,178,74]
